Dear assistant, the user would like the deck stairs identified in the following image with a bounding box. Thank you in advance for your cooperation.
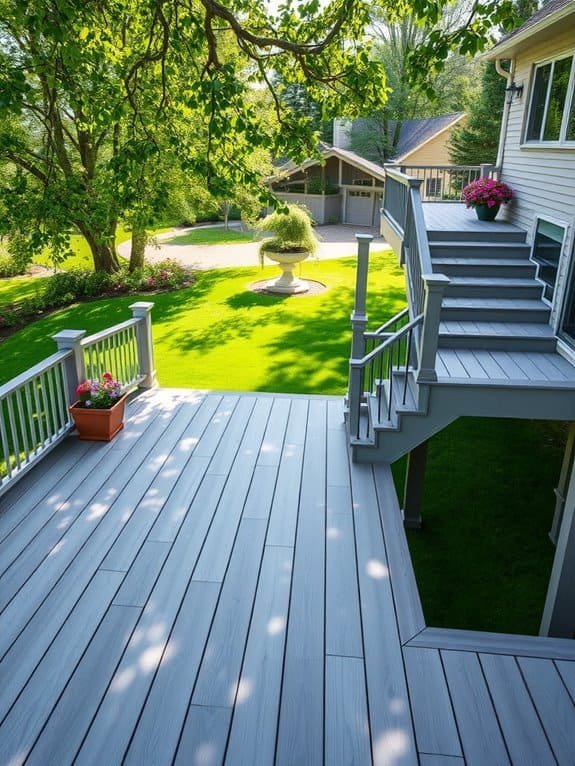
[352,226,575,463]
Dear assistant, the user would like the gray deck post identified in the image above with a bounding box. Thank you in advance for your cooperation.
[130,302,157,389]
[480,163,494,178]
[417,274,450,383]
[549,424,575,545]
[52,329,87,405]
[347,235,372,434]
[402,440,428,529]
[540,453,575,638]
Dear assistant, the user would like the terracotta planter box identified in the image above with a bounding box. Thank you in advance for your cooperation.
[69,396,127,441]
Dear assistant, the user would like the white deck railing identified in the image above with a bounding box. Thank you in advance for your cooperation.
[0,301,155,498]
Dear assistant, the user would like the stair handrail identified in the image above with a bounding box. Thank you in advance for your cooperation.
[348,313,423,440]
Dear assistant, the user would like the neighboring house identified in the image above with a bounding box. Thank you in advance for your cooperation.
[484,0,575,361]
[267,113,466,225]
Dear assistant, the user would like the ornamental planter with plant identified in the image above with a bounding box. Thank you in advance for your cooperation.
[461,178,513,221]
[69,372,126,441]
[256,204,319,294]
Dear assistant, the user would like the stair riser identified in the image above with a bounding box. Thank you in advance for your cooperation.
[441,307,551,323]
[433,262,537,279]
[445,284,543,300]
[438,335,557,352]
[428,230,526,243]
[430,245,530,258]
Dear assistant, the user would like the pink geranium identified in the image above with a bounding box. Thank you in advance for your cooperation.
[75,372,122,409]
[461,178,513,208]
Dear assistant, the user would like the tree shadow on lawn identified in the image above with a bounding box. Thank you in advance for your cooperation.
[155,265,407,393]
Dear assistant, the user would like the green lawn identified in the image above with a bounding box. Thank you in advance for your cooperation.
[0,276,49,306]
[165,227,257,246]
[0,254,406,390]
[0,251,564,636]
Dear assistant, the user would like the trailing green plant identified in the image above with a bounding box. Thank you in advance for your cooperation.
[256,204,319,262]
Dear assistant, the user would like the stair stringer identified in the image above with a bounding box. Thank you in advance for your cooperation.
[353,378,575,464]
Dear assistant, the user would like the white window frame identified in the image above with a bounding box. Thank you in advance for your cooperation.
[523,52,575,146]
[530,215,569,305]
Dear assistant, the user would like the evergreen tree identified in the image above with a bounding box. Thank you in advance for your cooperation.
[448,63,506,165]
[448,0,538,165]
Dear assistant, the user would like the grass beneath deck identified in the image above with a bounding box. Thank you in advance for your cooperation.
[0,252,565,636]
[395,418,562,636]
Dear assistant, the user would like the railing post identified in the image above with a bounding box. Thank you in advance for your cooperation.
[52,329,87,405]
[346,234,372,426]
[417,274,450,383]
[480,163,494,178]
[130,301,157,389]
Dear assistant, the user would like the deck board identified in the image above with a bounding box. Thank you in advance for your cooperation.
[0,388,574,765]
[275,399,327,766]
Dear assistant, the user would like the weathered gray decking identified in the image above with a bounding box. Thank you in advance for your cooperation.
[1,388,575,765]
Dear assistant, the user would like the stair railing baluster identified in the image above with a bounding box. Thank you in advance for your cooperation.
[403,328,413,405]
[387,349,393,422]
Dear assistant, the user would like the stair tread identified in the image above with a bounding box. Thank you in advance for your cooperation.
[442,297,549,309]
[446,277,539,286]
[432,257,533,267]
[439,321,555,337]
[430,240,529,249]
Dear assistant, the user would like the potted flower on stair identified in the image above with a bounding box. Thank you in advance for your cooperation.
[257,204,319,294]
[70,372,127,441]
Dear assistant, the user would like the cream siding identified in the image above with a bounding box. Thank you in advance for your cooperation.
[498,27,575,329]
[399,123,463,166]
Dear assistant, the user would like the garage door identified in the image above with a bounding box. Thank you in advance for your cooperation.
[346,190,374,226]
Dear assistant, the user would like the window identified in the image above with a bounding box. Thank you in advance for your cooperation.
[525,54,575,143]
[531,218,566,302]
[425,177,442,198]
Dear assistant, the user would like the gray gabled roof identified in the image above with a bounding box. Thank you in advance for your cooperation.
[486,0,575,58]
[346,113,465,163]
[392,113,465,161]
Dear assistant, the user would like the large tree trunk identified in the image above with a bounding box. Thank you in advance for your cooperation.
[78,224,121,273]
[129,226,148,272]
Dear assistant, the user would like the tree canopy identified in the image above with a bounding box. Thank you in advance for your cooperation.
[0,0,519,271]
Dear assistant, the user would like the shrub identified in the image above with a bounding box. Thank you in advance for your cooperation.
[0,254,22,278]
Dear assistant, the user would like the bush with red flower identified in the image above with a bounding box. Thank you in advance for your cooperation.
[461,178,513,209]
[75,372,123,409]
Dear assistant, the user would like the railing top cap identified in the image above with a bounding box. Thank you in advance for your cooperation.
[355,233,374,242]
[130,301,155,312]
[52,329,87,341]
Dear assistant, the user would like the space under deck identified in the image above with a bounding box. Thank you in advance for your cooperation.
[1,389,575,765]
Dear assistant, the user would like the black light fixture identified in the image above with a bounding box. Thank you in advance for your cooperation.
[505,81,524,104]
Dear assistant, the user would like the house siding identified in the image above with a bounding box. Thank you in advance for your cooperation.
[499,28,575,329]
[399,124,463,166]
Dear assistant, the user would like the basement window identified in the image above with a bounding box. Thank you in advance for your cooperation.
[525,54,575,143]
[531,218,566,303]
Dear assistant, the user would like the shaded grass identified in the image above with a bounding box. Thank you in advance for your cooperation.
[0,251,565,636]
[393,417,564,635]
[166,227,257,246]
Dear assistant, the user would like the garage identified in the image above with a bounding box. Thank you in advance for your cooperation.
[345,190,383,227]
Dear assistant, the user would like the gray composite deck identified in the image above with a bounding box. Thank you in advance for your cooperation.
[1,388,575,765]
[422,202,525,236]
